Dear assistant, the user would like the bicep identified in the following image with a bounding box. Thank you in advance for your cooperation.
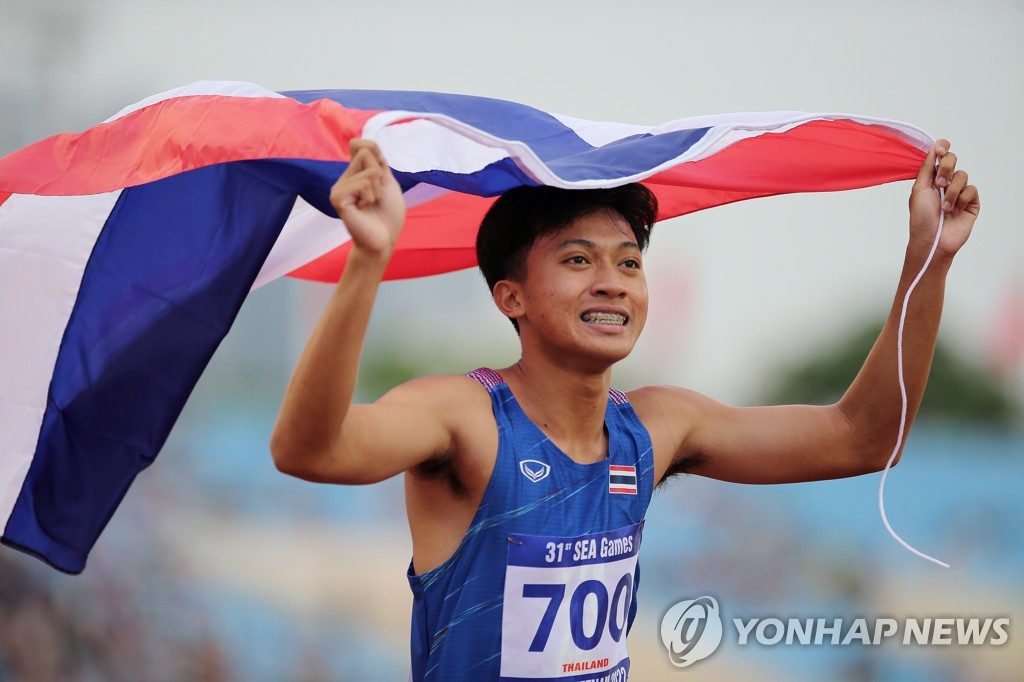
[689,401,869,484]
[334,402,453,483]
[290,377,459,485]
[647,388,873,485]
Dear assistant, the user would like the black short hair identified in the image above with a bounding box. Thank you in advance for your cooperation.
[475,184,658,331]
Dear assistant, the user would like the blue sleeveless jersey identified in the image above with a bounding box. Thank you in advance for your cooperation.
[408,368,655,681]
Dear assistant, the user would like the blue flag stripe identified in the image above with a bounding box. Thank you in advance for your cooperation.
[284,89,712,185]
[284,89,597,157]
[3,161,310,573]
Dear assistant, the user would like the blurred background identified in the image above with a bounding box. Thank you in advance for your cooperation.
[1,0,1022,680]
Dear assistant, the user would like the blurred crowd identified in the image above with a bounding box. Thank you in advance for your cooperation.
[0,550,229,682]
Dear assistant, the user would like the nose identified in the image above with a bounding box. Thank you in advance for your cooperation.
[591,261,627,298]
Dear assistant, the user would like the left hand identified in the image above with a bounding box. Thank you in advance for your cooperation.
[909,139,981,258]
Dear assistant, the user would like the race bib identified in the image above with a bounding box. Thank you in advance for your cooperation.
[500,522,643,681]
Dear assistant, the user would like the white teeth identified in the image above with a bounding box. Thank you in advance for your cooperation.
[582,312,626,325]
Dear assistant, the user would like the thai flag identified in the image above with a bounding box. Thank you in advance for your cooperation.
[609,465,638,495]
[0,80,932,573]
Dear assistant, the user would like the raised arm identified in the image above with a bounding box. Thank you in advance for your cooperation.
[270,140,457,484]
[641,140,981,485]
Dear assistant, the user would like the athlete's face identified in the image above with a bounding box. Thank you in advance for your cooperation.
[501,209,649,366]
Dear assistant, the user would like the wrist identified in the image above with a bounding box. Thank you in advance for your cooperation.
[349,242,394,267]
[904,238,954,274]
[334,244,393,290]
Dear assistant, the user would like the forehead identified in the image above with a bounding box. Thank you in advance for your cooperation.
[534,209,637,251]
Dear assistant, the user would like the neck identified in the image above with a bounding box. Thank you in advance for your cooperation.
[500,353,613,463]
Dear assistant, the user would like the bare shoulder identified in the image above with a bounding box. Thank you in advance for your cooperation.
[625,384,722,481]
[626,384,717,444]
[626,384,713,424]
[376,372,489,406]
[376,372,497,438]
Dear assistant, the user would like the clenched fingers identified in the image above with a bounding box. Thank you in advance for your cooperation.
[331,146,386,212]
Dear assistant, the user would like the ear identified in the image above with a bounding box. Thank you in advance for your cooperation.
[492,279,525,322]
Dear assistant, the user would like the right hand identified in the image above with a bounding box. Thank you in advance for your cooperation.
[329,139,406,257]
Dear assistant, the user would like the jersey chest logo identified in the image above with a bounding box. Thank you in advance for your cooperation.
[520,459,551,483]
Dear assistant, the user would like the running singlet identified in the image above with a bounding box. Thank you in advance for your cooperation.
[408,368,655,681]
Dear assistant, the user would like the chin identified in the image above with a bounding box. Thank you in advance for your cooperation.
[572,338,637,368]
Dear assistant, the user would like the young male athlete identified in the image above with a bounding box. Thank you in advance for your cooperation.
[271,138,979,680]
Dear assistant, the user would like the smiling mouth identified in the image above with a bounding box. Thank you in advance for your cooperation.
[581,312,628,326]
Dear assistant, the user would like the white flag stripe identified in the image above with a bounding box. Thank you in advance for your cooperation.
[0,191,123,527]
[251,182,453,290]
[251,197,351,291]
[371,117,508,176]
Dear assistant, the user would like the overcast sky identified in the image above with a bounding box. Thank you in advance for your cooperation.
[3,0,1022,402]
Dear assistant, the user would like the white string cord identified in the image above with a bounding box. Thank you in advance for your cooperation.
[877,185,950,568]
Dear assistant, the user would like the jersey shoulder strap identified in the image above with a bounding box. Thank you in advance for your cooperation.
[468,368,631,404]
[466,367,505,392]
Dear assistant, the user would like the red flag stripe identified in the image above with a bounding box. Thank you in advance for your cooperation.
[0,96,379,196]
[288,192,496,282]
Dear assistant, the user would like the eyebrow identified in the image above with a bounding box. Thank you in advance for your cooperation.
[555,238,640,251]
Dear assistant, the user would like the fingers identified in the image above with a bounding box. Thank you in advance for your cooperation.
[347,139,398,206]
[348,139,392,184]
[331,139,392,213]
[956,183,981,217]
[352,148,384,208]
[913,143,939,190]
[934,143,957,192]
[932,140,980,215]
[913,138,949,190]
[913,139,979,214]
[349,138,387,167]
[943,169,968,212]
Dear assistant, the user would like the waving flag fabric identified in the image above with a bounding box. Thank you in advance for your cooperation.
[0,80,932,573]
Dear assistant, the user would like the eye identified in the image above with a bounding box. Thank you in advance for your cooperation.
[565,255,589,265]
[621,258,641,269]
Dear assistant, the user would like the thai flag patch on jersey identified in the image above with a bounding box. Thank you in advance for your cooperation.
[609,465,638,495]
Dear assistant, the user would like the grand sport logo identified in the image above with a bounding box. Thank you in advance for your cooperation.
[659,596,724,667]
[519,459,550,483]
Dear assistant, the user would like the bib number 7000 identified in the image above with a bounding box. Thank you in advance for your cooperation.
[500,523,643,681]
